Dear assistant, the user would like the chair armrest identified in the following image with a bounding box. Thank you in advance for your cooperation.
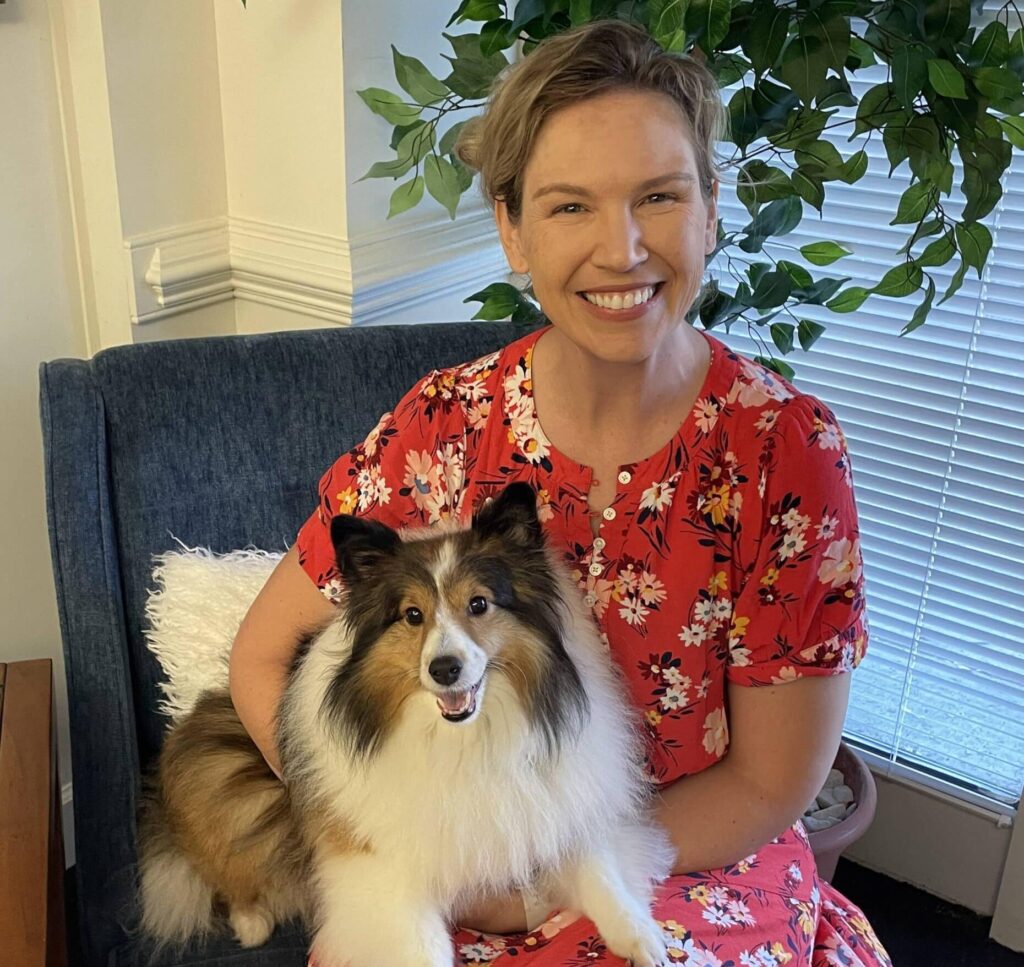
[0,659,68,967]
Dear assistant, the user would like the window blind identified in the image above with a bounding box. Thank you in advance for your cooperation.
[711,59,1024,810]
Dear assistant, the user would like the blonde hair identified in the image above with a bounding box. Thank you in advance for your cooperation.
[455,20,727,221]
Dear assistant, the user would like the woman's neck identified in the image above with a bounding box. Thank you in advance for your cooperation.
[532,325,709,441]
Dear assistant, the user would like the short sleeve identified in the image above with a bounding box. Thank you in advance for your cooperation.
[295,369,469,603]
[727,396,868,686]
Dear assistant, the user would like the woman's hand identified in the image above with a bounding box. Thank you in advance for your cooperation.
[458,890,529,935]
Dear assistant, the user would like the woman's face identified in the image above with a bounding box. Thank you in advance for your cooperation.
[495,88,718,367]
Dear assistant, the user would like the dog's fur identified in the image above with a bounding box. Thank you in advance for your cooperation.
[138,483,673,967]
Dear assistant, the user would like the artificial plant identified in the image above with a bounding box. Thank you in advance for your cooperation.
[354,0,1024,375]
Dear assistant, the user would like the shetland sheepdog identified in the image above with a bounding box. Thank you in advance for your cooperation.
[138,482,672,967]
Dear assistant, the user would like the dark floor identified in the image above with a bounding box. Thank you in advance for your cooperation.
[831,859,1024,966]
[66,859,1023,966]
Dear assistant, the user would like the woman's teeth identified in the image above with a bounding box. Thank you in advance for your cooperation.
[582,285,656,310]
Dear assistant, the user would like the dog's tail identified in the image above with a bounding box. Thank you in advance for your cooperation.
[137,786,215,947]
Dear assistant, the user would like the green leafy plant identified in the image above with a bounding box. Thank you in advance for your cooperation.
[353,0,1024,376]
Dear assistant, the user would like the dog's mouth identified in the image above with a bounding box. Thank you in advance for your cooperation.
[436,679,483,723]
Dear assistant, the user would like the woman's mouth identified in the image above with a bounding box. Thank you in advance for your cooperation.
[577,282,664,317]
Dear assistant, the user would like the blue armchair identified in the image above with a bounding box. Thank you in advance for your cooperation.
[40,320,536,967]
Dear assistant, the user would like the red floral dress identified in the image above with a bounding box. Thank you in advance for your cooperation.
[296,326,891,967]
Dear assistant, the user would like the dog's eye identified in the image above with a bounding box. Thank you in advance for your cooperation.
[404,607,424,626]
[468,596,488,616]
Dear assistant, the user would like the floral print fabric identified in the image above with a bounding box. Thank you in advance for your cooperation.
[296,327,889,966]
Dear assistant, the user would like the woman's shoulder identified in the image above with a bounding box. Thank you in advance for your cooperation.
[396,326,545,422]
[702,334,844,439]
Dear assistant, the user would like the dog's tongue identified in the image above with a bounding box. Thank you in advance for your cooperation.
[438,691,473,715]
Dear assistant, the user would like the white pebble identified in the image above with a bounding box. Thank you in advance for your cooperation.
[833,784,855,804]
[813,803,849,822]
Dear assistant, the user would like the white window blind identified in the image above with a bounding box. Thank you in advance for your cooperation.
[711,60,1024,811]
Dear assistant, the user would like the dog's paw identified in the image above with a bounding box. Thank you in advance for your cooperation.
[603,919,668,967]
[229,906,274,947]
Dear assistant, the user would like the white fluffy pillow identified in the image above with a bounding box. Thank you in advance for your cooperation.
[144,543,283,722]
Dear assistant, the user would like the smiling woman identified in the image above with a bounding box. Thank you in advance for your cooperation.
[229,19,893,967]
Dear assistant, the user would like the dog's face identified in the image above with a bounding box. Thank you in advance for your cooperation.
[322,483,586,757]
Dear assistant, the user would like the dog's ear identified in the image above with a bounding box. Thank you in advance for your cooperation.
[330,515,401,582]
[472,482,543,547]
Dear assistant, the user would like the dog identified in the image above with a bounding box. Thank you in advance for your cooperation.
[138,482,672,967]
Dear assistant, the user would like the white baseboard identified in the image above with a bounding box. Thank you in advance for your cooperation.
[124,208,506,329]
[843,763,1014,919]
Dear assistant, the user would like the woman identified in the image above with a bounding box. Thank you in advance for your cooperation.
[229,20,891,967]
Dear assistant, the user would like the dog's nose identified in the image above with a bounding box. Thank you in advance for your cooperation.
[429,655,463,686]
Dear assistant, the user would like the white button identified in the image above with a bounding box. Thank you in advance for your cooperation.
[618,470,632,484]
[589,563,602,576]
[593,537,606,551]
[584,593,597,607]
[602,507,616,521]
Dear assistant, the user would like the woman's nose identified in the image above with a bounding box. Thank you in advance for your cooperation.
[592,208,649,271]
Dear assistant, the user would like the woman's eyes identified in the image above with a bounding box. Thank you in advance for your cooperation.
[551,193,678,215]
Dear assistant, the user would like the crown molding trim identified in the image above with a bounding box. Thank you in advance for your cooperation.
[124,206,504,327]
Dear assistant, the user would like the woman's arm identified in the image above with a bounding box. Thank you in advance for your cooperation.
[658,673,852,874]
[229,543,336,777]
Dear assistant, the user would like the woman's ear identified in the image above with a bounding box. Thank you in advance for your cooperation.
[704,180,720,257]
[494,199,530,275]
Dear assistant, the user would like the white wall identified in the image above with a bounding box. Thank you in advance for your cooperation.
[0,0,88,846]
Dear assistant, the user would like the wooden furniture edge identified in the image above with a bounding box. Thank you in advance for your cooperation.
[0,659,68,967]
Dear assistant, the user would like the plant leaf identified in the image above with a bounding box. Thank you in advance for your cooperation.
[357,88,423,126]
[392,47,449,105]
[839,148,869,184]
[777,260,814,288]
[770,322,796,354]
[750,270,794,309]
[1000,116,1024,149]
[779,32,829,105]
[756,356,796,380]
[359,155,415,181]
[917,0,971,46]
[451,0,503,23]
[442,31,509,99]
[970,21,1009,67]
[893,44,929,109]
[916,231,956,267]
[424,154,463,219]
[569,0,593,26]
[388,175,425,218]
[972,66,1023,102]
[891,180,935,225]
[798,319,827,350]
[954,221,993,277]
[927,58,967,98]
[792,168,826,210]
[464,282,525,320]
[744,0,789,73]
[854,82,902,135]
[901,276,936,334]
[736,160,794,214]
[743,195,803,240]
[649,0,688,52]
[507,0,546,33]
[686,0,733,53]
[939,259,968,303]
[826,285,871,313]
[801,241,852,265]
[873,262,923,297]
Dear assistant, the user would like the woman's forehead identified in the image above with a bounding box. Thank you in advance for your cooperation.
[523,93,700,199]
